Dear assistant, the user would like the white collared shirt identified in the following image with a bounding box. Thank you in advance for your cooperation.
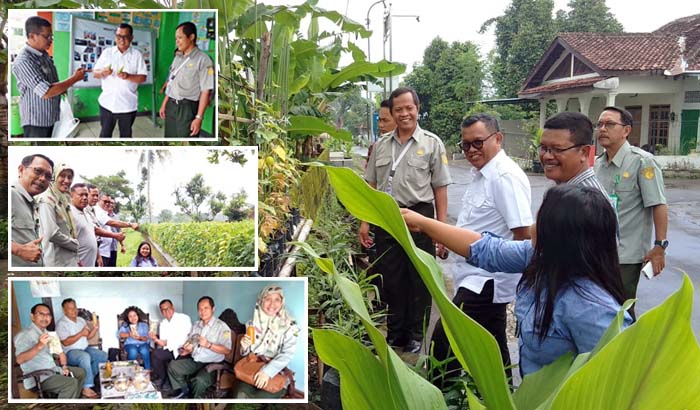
[56,316,89,352]
[94,46,148,113]
[159,311,192,358]
[455,149,533,303]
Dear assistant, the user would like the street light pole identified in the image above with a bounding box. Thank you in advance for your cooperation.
[385,10,420,95]
[366,0,386,144]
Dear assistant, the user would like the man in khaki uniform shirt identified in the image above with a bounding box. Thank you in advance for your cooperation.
[159,21,214,137]
[594,106,667,317]
[167,296,231,398]
[11,154,54,267]
[361,87,452,353]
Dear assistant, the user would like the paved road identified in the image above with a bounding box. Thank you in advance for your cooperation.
[445,160,700,339]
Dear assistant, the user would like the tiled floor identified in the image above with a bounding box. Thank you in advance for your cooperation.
[74,116,164,138]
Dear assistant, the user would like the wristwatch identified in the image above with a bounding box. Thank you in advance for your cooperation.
[654,239,669,250]
[195,114,203,120]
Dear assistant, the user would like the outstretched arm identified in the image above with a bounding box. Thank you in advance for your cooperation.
[401,208,481,257]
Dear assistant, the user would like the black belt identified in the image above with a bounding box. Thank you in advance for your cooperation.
[168,98,197,105]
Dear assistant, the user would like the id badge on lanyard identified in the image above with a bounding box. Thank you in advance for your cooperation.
[385,139,414,196]
[609,174,620,211]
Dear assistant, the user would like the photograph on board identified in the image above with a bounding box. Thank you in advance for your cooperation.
[7,9,217,140]
[9,277,307,402]
[8,146,257,271]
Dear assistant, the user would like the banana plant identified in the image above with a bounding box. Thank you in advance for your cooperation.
[309,166,700,410]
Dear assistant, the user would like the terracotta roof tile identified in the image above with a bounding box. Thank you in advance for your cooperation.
[520,76,608,97]
[558,32,681,71]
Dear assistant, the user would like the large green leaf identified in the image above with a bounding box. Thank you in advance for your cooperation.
[287,115,351,141]
[320,60,406,90]
[551,275,700,409]
[324,166,515,410]
[304,244,446,410]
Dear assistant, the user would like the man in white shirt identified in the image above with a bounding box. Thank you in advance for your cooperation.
[430,113,533,388]
[149,299,192,390]
[95,192,137,267]
[56,298,107,398]
[93,23,147,138]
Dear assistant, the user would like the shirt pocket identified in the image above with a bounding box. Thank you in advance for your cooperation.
[13,216,37,237]
[374,156,391,185]
[407,155,431,187]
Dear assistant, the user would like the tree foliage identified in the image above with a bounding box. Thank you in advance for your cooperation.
[403,37,484,142]
[483,0,623,98]
[173,174,212,223]
[123,167,147,223]
[555,0,623,33]
[329,89,373,138]
[81,171,134,215]
[224,189,251,222]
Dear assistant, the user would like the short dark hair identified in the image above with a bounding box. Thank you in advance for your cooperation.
[380,99,391,109]
[117,23,133,37]
[26,16,51,38]
[86,184,98,192]
[602,106,633,127]
[543,112,593,145]
[197,296,215,308]
[159,299,173,308]
[462,113,500,134]
[388,87,420,111]
[31,303,51,314]
[70,183,87,192]
[61,298,76,308]
[21,154,54,169]
[177,22,197,40]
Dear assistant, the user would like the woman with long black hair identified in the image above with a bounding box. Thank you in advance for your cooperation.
[401,184,632,375]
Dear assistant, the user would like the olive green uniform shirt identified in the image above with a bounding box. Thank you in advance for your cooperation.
[365,125,452,207]
[594,141,666,263]
[190,317,232,363]
[165,47,214,101]
[11,180,43,267]
[15,323,62,389]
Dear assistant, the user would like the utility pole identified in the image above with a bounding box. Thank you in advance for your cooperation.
[366,0,386,144]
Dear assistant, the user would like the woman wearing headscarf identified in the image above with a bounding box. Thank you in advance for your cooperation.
[37,163,79,267]
[234,285,300,398]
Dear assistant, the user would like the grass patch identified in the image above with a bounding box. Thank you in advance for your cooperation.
[116,229,145,267]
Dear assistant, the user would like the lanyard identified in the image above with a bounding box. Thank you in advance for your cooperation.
[169,56,192,80]
[390,139,414,177]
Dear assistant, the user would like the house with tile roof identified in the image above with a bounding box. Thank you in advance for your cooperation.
[519,13,700,155]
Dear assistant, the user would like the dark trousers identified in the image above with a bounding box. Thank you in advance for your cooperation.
[99,105,136,138]
[164,98,199,137]
[107,250,118,267]
[374,201,435,344]
[430,281,512,388]
[23,125,54,138]
[151,348,175,383]
[620,263,643,319]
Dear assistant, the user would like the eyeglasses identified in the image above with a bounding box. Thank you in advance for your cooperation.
[595,121,626,130]
[537,144,584,155]
[34,312,52,318]
[26,166,54,181]
[458,131,498,152]
[33,32,53,41]
[115,34,131,40]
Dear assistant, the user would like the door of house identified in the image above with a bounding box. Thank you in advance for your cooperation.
[625,106,642,147]
[680,110,699,154]
[649,105,671,149]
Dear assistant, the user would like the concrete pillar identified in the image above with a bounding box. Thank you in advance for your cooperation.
[578,95,593,117]
[539,99,547,129]
[606,92,618,107]
[555,97,568,113]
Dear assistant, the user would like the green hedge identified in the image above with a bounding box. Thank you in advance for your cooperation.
[146,220,255,268]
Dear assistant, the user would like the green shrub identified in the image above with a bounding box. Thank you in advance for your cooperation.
[146,220,255,268]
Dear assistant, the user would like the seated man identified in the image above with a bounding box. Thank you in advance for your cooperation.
[149,299,192,391]
[167,296,231,398]
[56,298,107,398]
[15,303,86,399]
